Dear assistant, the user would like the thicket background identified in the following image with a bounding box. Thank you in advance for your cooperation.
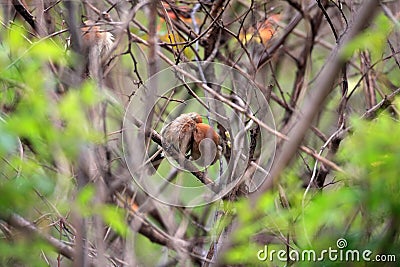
[0,0,399,266]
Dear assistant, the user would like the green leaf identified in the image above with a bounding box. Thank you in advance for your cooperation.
[76,185,95,208]
[30,39,64,63]
[80,81,98,105]
[342,13,393,61]
[99,205,129,236]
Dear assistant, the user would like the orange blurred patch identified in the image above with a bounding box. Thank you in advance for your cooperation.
[239,14,280,46]
[131,202,139,212]
[161,2,195,24]
[116,194,139,213]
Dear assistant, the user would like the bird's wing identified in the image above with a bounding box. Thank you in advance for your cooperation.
[178,120,196,154]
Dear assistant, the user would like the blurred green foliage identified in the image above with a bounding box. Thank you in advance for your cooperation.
[224,105,400,266]
[342,13,393,62]
[0,24,129,265]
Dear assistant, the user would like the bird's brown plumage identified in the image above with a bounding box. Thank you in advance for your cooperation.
[191,123,220,164]
[159,113,220,168]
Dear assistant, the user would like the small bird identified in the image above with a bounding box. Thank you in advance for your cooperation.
[157,112,220,170]
[160,2,199,24]
[239,14,280,46]
[161,112,203,156]
[81,19,114,56]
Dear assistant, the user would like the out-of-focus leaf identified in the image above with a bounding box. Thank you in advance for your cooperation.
[76,185,95,216]
[342,14,392,61]
[99,205,129,236]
